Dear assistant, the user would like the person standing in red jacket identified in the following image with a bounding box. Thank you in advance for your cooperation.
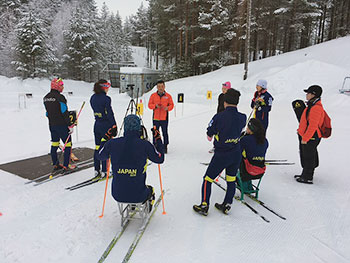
[295,85,325,184]
[148,80,174,153]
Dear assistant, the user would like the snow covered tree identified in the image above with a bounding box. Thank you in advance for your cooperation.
[12,3,55,78]
[63,0,99,81]
[0,0,22,77]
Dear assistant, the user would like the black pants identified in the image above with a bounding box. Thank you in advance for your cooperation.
[299,134,321,180]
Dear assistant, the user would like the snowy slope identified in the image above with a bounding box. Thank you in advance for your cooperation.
[1,36,350,263]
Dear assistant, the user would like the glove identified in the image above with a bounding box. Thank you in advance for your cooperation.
[151,126,161,141]
[68,126,74,134]
[103,125,117,140]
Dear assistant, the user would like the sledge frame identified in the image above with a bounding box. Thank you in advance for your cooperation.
[236,171,264,201]
[117,202,150,227]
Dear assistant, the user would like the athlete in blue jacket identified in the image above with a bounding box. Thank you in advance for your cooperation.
[193,89,246,216]
[90,80,116,178]
[239,118,269,191]
[250,79,273,131]
[98,114,164,207]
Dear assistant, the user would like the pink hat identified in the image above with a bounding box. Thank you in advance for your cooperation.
[222,81,231,89]
[51,78,64,92]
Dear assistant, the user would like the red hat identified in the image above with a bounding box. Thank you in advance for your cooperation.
[222,81,231,89]
[51,78,64,92]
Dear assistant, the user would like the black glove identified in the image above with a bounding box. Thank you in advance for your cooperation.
[103,125,117,140]
[151,126,161,141]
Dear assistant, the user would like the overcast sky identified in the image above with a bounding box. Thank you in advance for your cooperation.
[94,0,148,20]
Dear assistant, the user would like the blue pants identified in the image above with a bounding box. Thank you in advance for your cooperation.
[255,111,269,131]
[201,149,241,205]
[49,125,72,167]
[153,120,169,146]
[94,121,113,172]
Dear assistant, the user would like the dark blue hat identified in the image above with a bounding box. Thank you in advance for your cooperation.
[124,114,141,132]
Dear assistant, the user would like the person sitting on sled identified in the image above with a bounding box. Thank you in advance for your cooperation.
[239,118,269,191]
[97,114,164,211]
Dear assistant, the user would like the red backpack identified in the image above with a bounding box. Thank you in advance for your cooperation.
[319,110,332,138]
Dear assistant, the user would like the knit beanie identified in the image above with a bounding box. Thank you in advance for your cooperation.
[124,114,141,132]
[51,78,64,92]
[256,79,267,89]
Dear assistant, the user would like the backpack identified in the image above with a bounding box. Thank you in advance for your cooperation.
[319,110,332,138]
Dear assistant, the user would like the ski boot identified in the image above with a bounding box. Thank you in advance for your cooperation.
[62,164,77,174]
[193,202,209,216]
[53,164,64,171]
[93,170,102,180]
[296,177,313,184]
[215,202,231,215]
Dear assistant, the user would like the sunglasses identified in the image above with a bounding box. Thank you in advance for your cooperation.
[101,82,111,89]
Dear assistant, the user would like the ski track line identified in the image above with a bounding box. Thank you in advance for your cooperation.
[311,234,350,262]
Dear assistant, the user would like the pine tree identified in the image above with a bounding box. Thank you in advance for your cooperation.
[63,0,99,81]
[12,3,54,78]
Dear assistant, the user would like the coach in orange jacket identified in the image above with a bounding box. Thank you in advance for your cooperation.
[295,85,324,184]
[148,80,174,153]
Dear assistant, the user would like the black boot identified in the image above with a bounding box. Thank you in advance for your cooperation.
[296,177,313,184]
[294,175,301,179]
[193,202,209,216]
[215,203,231,215]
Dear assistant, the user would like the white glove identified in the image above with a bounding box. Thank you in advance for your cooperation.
[68,126,74,134]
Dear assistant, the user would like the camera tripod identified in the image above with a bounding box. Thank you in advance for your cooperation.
[118,84,149,140]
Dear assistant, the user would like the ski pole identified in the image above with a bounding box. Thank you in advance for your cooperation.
[62,101,86,152]
[99,158,111,218]
[158,164,166,215]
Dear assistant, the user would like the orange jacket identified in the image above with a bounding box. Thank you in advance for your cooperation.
[148,92,174,121]
[298,100,324,142]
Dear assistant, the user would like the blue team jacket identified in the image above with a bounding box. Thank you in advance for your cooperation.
[240,134,269,165]
[90,93,116,126]
[207,106,246,152]
[250,90,273,129]
[97,131,164,203]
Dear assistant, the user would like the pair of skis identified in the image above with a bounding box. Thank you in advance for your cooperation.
[67,162,153,191]
[98,191,164,263]
[213,177,286,223]
[25,158,94,186]
[65,173,112,191]
[201,159,295,166]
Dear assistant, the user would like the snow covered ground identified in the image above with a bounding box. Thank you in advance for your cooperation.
[1,36,350,263]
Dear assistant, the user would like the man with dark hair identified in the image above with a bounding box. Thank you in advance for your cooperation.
[148,80,174,153]
[90,79,116,178]
[193,88,246,216]
[43,78,76,172]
